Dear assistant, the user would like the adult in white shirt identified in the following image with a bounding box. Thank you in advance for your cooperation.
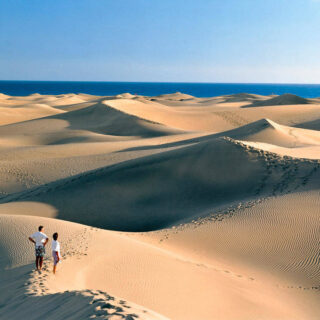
[51,232,61,274]
[28,225,49,272]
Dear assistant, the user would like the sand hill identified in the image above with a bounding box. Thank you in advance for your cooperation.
[243,93,311,107]
[152,92,195,101]
[218,92,268,103]
[0,92,320,320]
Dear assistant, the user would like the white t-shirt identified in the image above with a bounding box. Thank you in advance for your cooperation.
[30,231,48,246]
[51,240,60,254]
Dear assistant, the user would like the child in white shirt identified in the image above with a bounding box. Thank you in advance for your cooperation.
[51,232,61,274]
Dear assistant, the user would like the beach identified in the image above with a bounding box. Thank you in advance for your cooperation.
[0,91,320,320]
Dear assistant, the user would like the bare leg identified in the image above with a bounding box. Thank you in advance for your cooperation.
[39,257,44,270]
[53,265,56,274]
[36,257,40,270]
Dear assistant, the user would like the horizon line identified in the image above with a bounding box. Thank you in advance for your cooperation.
[1,80,320,86]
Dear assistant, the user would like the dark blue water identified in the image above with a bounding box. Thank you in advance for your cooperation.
[1,81,320,98]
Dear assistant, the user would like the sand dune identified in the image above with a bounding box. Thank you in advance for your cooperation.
[227,118,320,147]
[243,93,311,107]
[0,103,65,126]
[0,92,320,320]
[1,213,319,320]
[296,118,320,131]
[116,92,137,99]
[49,100,180,137]
[0,101,181,146]
[23,93,88,106]
[0,215,168,320]
[152,92,195,101]
[0,136,319,232]
[218,92,268,103]
[105,97,236,131]
[0,93,9,99]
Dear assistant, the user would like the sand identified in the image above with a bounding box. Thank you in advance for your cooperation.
[0,92,319,320]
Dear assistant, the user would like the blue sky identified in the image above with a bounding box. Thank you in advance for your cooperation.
[1,0,319,83]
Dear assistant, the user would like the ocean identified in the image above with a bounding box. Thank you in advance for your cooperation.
[1,81,320,98]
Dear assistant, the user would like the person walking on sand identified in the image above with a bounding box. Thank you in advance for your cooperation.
[51,232,60,274]
[28,225,48,272]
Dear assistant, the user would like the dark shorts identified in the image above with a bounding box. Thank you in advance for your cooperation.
[35,245,45,257]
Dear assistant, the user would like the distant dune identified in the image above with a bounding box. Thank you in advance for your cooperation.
[226,118,320,147]
[0,92,320,320]
[243,93,312,107]
[152,91,195,101]
[219,92,268,103]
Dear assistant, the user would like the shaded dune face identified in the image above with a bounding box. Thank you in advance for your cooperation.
[296,118,320,131]
[1,138,265,230]
[48,100,180,137]
[1,136,319,231]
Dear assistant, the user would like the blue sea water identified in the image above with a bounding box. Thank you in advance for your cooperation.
[1,81,320,98]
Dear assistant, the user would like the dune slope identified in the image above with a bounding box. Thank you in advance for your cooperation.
[1,214,319,320]
[2,137,319,231]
